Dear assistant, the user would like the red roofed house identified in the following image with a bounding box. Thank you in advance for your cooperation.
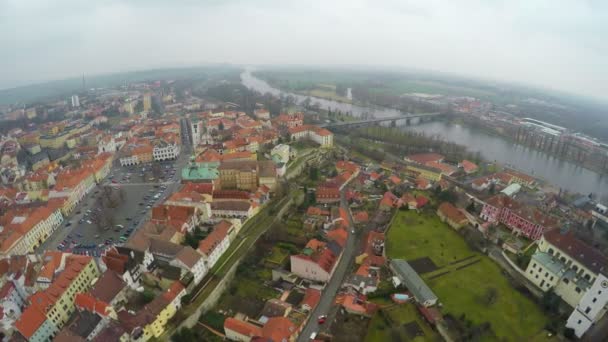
[336,293,379,317]
[199,220,234,269]
[437,202,469,230]
[459,160,479,174]
[405,153,444,165]
[480,194,558,240]
[224,317,263,341]
[336,160,360,175]
[16,255,99,341]
[288,124,333,147]
[300,288,321,312]
[315,186,340,204]
[290,239,342,283]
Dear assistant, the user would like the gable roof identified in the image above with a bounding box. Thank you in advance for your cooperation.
[544,229,608,275]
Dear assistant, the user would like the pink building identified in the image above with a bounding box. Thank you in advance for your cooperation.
[480,194,558,240]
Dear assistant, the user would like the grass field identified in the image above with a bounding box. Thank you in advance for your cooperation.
[386,210,549,341]
[365,299,441,342]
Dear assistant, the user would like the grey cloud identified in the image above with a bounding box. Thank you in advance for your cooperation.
[0,0,606,101]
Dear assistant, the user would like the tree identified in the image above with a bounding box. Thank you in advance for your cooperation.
[563,328,576,339]
[466,200,476,213]
[540,288,560,314]
[437,189,457,203]
[488,183,496,194]
[309,166,319,181]
[142,289,155,304]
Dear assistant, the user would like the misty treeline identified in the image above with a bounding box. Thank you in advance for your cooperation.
[352,85,443,113]
[346,126,482,163]
[205,82,324,118]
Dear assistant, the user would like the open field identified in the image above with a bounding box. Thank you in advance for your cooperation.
[386,210,549,341]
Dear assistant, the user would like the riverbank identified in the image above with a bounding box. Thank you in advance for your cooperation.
[454,115,608,177]
[241,70,608,200]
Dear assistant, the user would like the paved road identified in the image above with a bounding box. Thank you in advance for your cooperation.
[297,181,358,341]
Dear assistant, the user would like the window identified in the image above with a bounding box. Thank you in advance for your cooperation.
[533,263,537,268]
[585,307,591,314]
[598,290,602,295]
[550,276,554,281]
[564,278,570,284]
[592,298,597,303]
[545,272,549,277]
[578,320,582,324]
[576,287,581,293]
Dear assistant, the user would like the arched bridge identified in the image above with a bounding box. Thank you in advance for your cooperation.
[320,112,443,128]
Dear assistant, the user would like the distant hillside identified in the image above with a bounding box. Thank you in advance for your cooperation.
[0,65,241,106]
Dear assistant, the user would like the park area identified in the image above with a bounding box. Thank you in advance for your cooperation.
[384,210,550,341]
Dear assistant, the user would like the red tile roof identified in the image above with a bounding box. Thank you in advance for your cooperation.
[199,220,232,255]
[301,288,321,310]
[406,153,444,164]
[15,303,47,339]
[438,202,467,223]
[262,317,297,342]
[224,317,262,338]
[544,229,608,275]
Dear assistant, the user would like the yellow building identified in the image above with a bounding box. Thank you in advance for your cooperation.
[405,163,443,182]
[143,93,152,111]
[16,255,100,336]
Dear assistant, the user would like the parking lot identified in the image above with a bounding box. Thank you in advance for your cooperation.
[36,156,188,257]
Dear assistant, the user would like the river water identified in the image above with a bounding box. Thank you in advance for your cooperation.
[241,70,608,199]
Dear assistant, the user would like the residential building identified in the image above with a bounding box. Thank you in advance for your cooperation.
[437,202,468,230]
[290,239,342,282]
[102,247,144,289]
[97,136,116,154]
[459,160,479,174]
[210,200,255,219]
[16,255,100,339]
[480,194,558,240]
[0,205,64,255]
[288,125,333,147]
[405,163,443,182]
[199,220,234,269]
[524,229,608,338]
[315,186,341,204]
[153,139,180,161]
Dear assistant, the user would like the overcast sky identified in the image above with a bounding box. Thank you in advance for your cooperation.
[1,0,607,100]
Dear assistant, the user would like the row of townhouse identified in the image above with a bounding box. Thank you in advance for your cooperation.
[0,205,64,256]
[523,229,608,338]
[15,255,100,341]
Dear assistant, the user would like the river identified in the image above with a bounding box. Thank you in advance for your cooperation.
[241,70,608,199]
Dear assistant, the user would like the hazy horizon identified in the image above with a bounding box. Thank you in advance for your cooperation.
[2,0,607,101]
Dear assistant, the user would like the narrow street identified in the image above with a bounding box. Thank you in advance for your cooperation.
[297,181,358,341]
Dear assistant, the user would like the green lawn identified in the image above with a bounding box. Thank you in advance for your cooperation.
[365,299,441,342]
[387,210,471,267]
[265,246,290,266]
[386,210,549,341]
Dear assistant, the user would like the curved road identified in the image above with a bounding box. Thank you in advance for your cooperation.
[297,181,358,341]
